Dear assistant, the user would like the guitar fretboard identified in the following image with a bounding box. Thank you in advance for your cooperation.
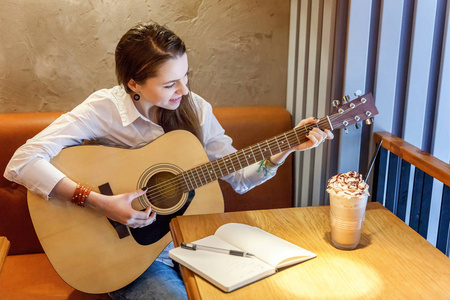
[177,116,332,192]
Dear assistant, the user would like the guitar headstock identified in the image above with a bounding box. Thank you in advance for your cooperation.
[329,91,378,133]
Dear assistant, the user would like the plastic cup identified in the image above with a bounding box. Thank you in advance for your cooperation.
[329,192,368,250]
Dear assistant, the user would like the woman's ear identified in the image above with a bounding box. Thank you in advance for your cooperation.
[128,78,138,93]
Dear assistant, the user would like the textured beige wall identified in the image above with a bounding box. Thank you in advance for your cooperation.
[0,0,289,113]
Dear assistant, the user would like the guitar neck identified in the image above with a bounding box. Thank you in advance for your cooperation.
[178,116,332,192]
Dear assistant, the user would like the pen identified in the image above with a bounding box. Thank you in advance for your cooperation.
[181,242,255,258]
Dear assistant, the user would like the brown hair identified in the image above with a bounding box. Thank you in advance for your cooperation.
[115,22,202,141]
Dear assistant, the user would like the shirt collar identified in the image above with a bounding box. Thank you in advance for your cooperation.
[112,85,155,127]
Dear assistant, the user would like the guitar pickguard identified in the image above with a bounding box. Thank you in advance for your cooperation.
[129,190,195,245]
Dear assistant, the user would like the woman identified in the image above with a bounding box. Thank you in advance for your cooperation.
[5,22,333,299]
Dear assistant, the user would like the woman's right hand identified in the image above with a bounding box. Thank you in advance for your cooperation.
[50,177,156,228]
[87,188,157,228]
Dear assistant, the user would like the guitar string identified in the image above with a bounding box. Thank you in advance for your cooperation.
[142,102,368,207]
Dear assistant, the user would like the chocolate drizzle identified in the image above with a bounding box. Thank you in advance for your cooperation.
[327,171,369,198]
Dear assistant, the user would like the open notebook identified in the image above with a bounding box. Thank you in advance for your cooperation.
[169,223,316,292]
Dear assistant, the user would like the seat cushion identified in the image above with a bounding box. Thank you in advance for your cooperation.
[0,253,110,299]
[213,106,293,211]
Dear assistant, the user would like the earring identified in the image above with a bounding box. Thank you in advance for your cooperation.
[133,94,140,101]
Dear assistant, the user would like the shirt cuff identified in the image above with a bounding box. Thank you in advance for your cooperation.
[17,159,66,199]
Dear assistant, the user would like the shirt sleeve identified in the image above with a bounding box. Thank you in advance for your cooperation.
[196,95,278,194]
[4,98,112,199]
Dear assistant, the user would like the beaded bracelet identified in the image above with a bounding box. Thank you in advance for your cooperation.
[266,157,285,168]
[71,183,92,207]
[257,158,285,178]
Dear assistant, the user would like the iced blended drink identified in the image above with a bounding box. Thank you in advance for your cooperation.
[326,172,369,250]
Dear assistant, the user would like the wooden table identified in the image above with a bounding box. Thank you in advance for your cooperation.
[170,202,450,299]
[0,237,10,275]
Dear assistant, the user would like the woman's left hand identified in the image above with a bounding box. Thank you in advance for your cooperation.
[293,117,334,151]
[268,117,334,165]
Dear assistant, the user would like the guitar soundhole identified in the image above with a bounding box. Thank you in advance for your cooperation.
[145,171,183,210]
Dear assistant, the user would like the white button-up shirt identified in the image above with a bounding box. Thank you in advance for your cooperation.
[4,85,278,267]
[5,86,276,198]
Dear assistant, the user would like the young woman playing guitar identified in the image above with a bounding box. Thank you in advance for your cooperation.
[5,22,332,299]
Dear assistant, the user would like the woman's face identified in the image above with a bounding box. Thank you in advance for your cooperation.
[129,53,189,111]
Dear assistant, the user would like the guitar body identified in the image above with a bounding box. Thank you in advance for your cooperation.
[27,130,224,294]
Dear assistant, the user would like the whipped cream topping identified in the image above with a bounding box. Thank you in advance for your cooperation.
[327,171,369,198]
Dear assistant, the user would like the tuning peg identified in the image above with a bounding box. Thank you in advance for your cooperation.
[332,100,340,107]
[354,90,362,97]
[344,127,349,134]
[355,123,360,129]
[342,95,350,103]
[365,119,372,125]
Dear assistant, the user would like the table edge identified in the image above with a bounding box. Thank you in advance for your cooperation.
[170,218,202,300]
[0,237,10,274]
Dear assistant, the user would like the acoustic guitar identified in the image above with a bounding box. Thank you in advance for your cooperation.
[27,92,378,293]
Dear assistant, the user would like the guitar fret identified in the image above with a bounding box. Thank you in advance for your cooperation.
[242,151,250,167]
[199,166,208,184]
[234,152,243,169]
[204,163,214,182]
[194,169,202,187]
[296,128,309,144]
[250,147,257,163]
[243,148,251,166]
[257,143,263,158]
[181,173,192,191]
[188,169,197,188]
[194,168,203,187]
[224,156,236,173]
[209,161,218,180]
[186,170,194,191]
[275,136,282,152]
[288,137,298,149]
[293,128,301,144]
[221,157,227,174]
[284,133,291,148]
[215,160,224,177]
[230,156,236,172]
[266,140,273,156]
[294,131,300,144]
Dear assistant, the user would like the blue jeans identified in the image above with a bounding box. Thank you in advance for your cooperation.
[109,261,188,300]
